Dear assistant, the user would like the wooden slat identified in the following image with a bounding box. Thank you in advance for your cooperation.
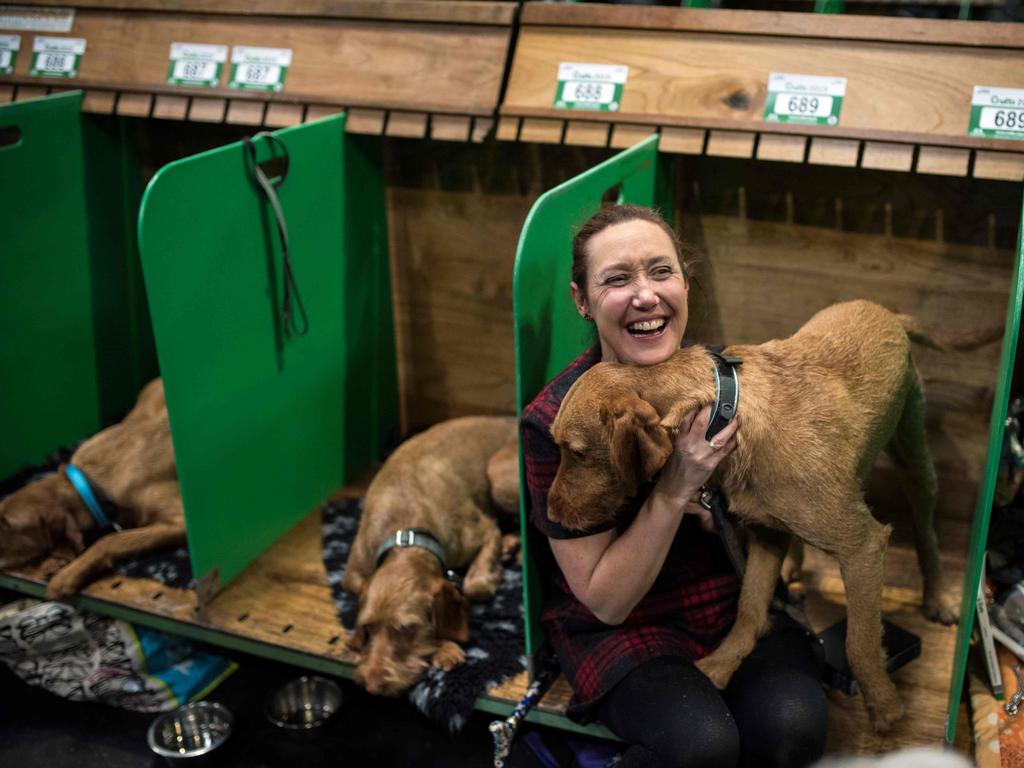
[345,107,386,134]
[756,133,806,163]
[430,114,471,142]
[82,89,117,114]
[0,85,13,103]
[916,146,970,177]
[471,117,494,143]
[706,130,755,158]
[21,10,509,118]
[519,117,563,144]
[115,92,153,118]
[188,97,227,123]
[610,123,655,149]
[305,103,343,123]
[495,116,520,142]
[659,126,705,155]
[973,151,1024,182]
[808,137,860,167]
[225,99,265,126]
[14,86,47,102]
[385,110,428,139]
[564,120,609,148]
[263,102,304,128]
[151,94,189,121]
[861,141,914,172]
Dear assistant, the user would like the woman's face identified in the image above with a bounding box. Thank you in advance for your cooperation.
[572,219,689,366]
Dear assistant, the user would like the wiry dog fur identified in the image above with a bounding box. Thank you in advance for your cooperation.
[341,416,518,696]
[547,300,995,733]
[0,379,185,599]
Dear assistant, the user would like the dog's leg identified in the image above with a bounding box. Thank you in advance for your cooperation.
[838,511,904,733]
[695,525,788,689]
[45,522,186,599]
[887,369,958,625]
[431,640,466,671]
[780,539,805,584]
[462,513,503,602]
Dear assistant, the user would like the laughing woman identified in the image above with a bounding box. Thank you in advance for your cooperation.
[520,205,827,768]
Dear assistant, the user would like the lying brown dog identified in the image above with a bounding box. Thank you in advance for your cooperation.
[0,378,185,599]
[342,416,517,696]
[547,300,992,733]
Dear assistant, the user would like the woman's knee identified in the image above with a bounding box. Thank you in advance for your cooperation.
[731,670,828,767]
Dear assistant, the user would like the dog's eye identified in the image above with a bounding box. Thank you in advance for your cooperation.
[571,448,586,461]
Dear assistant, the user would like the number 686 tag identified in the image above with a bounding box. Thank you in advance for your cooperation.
[764,73,846,127]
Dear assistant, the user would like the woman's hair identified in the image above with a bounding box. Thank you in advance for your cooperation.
[570,204,699,290]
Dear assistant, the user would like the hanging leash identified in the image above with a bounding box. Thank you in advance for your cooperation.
[489,656,559,768]
[242,131,309,340]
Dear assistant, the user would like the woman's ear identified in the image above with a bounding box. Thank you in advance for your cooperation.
[570,282,589,319]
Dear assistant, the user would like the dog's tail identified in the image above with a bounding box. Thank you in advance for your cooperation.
[897,313,1004,352]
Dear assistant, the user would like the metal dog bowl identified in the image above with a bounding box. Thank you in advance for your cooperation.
[265,675,343,733]
[147,701,233,762]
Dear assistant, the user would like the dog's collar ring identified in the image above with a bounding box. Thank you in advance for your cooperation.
[63,465,122,532]
[374,528,462,590]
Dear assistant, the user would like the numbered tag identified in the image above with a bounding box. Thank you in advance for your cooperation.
[166,43,227,87]
[0,35,20,76]
[969,86,1024,141]
[764,73,846,126]
[229,46,291,92]
[29,36,85,78]
[554,63,628,112]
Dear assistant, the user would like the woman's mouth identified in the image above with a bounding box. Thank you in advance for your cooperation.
[626,318,667,338]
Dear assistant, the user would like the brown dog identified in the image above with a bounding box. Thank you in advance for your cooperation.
[547,300,991,733]
[0,378,185,599]
[342,416,517,696]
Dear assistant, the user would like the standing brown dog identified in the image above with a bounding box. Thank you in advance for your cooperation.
[0,378,185,599]
[342,416,517,696]
[546,300,987,733]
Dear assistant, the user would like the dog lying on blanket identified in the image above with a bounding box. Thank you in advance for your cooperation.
[0,378,185,600]
[547,300,998,733]
[342,416,518,696]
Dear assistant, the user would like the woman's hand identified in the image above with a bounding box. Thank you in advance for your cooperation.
[656,404,739,509]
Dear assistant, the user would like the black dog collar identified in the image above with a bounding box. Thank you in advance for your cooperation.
[705,352,742,442]
[374,529,462,589]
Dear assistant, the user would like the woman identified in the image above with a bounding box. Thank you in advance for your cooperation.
[520,205,827,768]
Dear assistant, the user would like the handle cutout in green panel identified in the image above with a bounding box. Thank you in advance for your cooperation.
[0,125,20,149]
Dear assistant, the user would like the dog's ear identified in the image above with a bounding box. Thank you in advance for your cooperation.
[431,579,469,644]
[40,507,85,557]
[347,624,368,653]
[659,398,703,431]
[607,395,674,489]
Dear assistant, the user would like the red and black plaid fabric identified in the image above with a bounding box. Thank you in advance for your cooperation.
[520,345,740,722]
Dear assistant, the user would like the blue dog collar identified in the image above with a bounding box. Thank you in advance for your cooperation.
[63,465,120,531]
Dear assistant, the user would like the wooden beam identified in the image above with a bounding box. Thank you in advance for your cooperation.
[14,86,47,102]
[305,103,343,123]
[345,107,386,135]
[495,116,519,142]
[861,141,914,173]
[151,94,188,120]
[115,91,153,117]
[385,110,428,139]
[263,102,303,128]
[564,120,609,148]
[609,123,654,149]
[706,130,755,158]
[916,146,970,177]
[188,96,227,123]
[756,133,806,163]
[519,117,563,144]
[225,99,265,126]
[808,137,859,167]
[82,89,117,114]
[430,114,471,142]
[659,126,705,155]
[973,152,1024,182]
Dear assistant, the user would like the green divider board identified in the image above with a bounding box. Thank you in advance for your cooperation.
[945,190,1024,742]
[138,115,397,592]
[513,134,671,661]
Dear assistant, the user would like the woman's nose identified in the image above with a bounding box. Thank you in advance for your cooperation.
[633,278,658,308]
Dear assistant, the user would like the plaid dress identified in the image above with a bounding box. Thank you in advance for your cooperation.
[521,345,741,723]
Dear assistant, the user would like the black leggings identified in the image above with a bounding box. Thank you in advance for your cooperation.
[596,622,827,768]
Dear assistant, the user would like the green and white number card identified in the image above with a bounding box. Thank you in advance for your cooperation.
[764,73,846,126]
[0,35,19,76]
[228,46,291,92]
[29,36,84,78]
[553,63,629,112]
[968,86,1024,141]
[167,43,228,87]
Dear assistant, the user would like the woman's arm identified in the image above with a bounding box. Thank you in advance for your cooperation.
[550,405,738,625]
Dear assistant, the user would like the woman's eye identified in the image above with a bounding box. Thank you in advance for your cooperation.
[652,266,673,278]
[604,274,628,286]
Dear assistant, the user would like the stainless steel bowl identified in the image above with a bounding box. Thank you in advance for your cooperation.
[147,701,233,761]
[265,675,343,733]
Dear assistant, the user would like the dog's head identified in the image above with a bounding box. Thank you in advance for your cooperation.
[0,471,86,571]
[548,370,677,531]
[348,559,468,697]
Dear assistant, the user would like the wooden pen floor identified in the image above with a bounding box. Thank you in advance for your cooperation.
[0,497,973,759]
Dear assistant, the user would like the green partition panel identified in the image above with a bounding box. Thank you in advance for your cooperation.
[0,92,151,479]
[945,191,1024,742]
[137,115,397,595]
[513,134,670,663]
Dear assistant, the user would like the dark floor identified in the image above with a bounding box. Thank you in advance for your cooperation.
[0,591,610,768]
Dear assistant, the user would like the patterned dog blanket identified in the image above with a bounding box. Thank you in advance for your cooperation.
[321,497,527,732]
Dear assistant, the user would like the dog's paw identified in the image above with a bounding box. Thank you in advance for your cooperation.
[695,653,738,690]
[431,640,465,672]
[501,534,521,565]
[866,691,905,734]
[463,571,501,602]
[44,568,82,601]
[922,590,959,625]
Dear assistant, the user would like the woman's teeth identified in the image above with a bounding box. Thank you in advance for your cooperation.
[627,319,666,335]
